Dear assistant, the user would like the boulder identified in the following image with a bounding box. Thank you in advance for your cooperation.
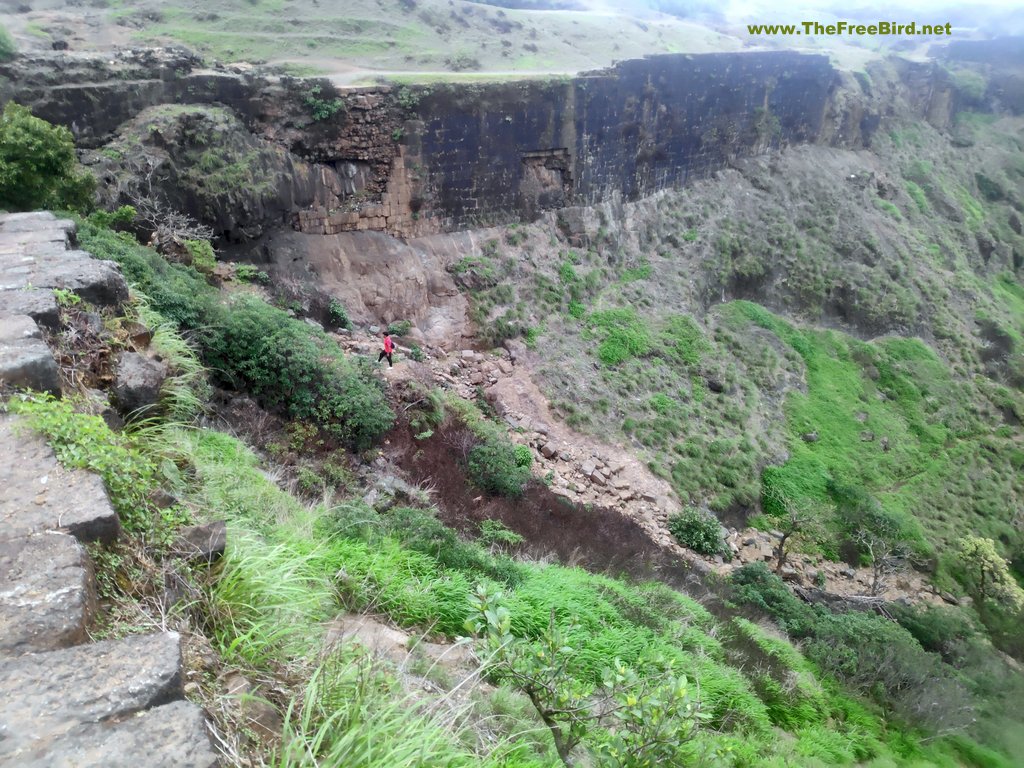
[0,632,185,745]
[0,532,96,655]
[22,700,220,768]
[173,521,227,564]
[111,352,168,419]
[0,315,60,396]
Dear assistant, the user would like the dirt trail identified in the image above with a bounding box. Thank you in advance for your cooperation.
[336,327,946,608]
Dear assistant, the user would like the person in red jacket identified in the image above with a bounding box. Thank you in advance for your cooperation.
[377,331,394,367]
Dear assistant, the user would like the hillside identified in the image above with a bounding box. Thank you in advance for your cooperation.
[1,10,1024,768]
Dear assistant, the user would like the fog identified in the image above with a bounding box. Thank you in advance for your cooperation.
[597,0,1024,36]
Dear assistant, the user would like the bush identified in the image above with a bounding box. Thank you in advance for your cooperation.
[0,103,94,211]
[76,219,394,449]
[203,295,393,449]
[387,319,413,337]
[468,437,532,497]
[184,239,216,273]
[235,264,270,284]
[328,298,350,329]
[0,25,16,62]
[667,507,725,556]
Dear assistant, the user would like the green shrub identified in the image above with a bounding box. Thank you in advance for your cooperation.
[387,319,413,337]
[667,507,725,556]
[588,308,651,366]
[0,25,15,61]
[468,437,532,497]
[304,84,345,121]
[184,239,216,273]
[76,219,393,449]
[203,295,393,449]
[234,263,270,284]
[328,298,350,329]
[0,103,94,211]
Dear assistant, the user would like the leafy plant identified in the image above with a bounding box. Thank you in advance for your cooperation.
[235,263,270,284]
[468,437,532,497]
[667,507,724,556]
[0,25,16,61]
[304,84,345,121]
[387,319,413,337]
[0,103,94,211]
[328,299,350,329]
[467,584,706,768]
[184,239,217,273]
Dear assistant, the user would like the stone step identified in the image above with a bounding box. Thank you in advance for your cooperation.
[0,531,96,656]
[0,212,128,316]
[9,700,220,768]
[0,632,187,763]
[0,415,120,545]
[0,315,60,397]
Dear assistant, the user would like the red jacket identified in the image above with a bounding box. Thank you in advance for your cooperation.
[383,335,394,354]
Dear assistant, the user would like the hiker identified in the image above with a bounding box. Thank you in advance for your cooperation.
[377,331,394,367]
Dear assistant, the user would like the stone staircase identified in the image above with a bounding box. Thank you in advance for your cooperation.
[0,212,219,766]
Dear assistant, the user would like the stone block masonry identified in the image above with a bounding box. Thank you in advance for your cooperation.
[0,212,220,767]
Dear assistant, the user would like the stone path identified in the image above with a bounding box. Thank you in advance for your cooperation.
[0,211,126,395]
[0,212,219,766]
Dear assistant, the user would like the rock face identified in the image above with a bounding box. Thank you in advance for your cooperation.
[264,228,471,347]
[2,48,963,242]
[111,351,168,419]
[90,105,351,244]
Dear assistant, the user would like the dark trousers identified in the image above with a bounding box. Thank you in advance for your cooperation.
[377,350,392,367]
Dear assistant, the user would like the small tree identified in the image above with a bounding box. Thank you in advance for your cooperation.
[854,508,910,596]
[0,103,95,211]
[956,536,1024,617]
[467,584,706,768]
[761,482,822,574]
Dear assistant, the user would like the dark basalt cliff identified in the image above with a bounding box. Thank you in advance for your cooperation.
[0,48,964,242]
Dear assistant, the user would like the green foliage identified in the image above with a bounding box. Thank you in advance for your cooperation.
[327,298,350,328]
[304,84,345,121]
[387,319,413,337]
[728,564,976,735]
[588,308,651,366]
[184,239,216,273]
[0,25,16,61]
[0,103,95,212]
[873,196,902,219]
[468,437,532,497]
[202,295,393,449]
[88,205,136,229]
[479,519,525,551]
[667,507,725,556]
[468,584,707,768]
[8,394,156,531]
[75,217,393,449]
[235,263,270,284]
[905,181,929,213]
[52,288,81,308]
[657,314,708,367]
[956,536,1024,613]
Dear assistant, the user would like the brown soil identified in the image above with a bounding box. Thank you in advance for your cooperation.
[384,419,708,594]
